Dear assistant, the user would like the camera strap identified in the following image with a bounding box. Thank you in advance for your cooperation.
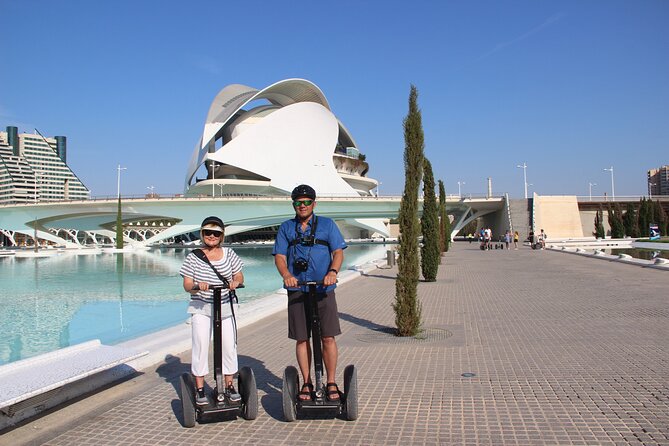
[192,248,238,345]
[289,215,329,248]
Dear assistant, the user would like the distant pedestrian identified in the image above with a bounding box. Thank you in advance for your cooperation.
[539,229,547,249]
[504,230,511,250]
[513,231,519,250]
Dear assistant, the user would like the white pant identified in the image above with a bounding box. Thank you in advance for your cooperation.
[191,313,238,377]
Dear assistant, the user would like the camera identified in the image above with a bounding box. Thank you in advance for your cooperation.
[293,258,309,273]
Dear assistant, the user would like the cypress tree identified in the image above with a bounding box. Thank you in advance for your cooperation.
[655,200,668,235]
[438,180,450,252]
[421,158,439,281]
[606,205,614,237]
[632,217,641,239]
[623,203,637,237]
[637,198,648,237]
[611,203,625,238]
[394,85,423,337]
[595,206,605,238]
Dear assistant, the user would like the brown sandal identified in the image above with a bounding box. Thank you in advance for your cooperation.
[326,383,340,401]
[298,383,313,401]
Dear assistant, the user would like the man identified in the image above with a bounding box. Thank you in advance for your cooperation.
[273,184,346,402]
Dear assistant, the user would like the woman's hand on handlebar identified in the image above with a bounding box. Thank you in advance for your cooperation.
[197,281,209,292]
[229,279,242,290]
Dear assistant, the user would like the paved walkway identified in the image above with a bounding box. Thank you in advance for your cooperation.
[3,243,668,445]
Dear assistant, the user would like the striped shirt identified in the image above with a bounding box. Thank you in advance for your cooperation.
[179,248,244,317]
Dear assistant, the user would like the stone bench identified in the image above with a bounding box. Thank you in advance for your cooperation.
[0,340,147,419]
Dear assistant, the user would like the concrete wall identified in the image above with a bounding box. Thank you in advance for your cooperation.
[534,195,584,239]
[580,209,612,237]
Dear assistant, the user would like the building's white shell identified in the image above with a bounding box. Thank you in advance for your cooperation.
[185,79,377,198]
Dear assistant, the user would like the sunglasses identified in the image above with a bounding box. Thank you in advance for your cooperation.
[293,200,313,207]
[202,229,223,237]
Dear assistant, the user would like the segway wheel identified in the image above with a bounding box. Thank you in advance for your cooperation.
[238,366,258,420]
[179,373,197,428]
[343,364,359,421]
[282,366,299,422]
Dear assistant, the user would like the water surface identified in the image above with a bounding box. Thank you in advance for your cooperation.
[0,244,391,364]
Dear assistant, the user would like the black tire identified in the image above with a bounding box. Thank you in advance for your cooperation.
[238,367,258,420]
[179,373,197,428]
[343,364,358,421]
[282,366,299,422]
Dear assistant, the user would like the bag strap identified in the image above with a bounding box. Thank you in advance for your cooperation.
[192,248,239,344]
[192,248,230,287]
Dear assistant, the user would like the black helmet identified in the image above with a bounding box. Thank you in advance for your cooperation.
[291,184,316,200]
[200,216,225,231]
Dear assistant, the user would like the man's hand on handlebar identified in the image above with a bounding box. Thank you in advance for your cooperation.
[323,270,337,286]
[283,274,298,288]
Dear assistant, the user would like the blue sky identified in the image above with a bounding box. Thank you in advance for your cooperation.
[1,0,667,198]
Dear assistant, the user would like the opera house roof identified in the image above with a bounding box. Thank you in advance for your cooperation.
[185,79,377,198]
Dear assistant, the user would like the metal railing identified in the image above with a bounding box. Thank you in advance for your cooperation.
[0,191,511,207]
[575,195,668,202]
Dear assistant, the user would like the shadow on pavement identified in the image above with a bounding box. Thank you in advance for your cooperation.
[339,312,395,334]
[155,355,190,426]
[238,354,284,421]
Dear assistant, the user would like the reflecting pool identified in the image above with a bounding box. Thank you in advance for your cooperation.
[0,244,392,365]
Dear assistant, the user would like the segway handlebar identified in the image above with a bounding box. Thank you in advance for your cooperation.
[296,281,323,286]
[210,284,245,290]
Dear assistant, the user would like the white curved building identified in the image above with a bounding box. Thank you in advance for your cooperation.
[185,79,378,198]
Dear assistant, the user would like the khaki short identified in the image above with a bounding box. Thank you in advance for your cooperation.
[287,290,342,341]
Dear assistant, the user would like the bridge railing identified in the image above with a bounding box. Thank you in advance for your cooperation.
[576,195,668,203]
[0,191,511,207]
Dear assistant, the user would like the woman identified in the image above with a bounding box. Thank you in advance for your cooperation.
[513,231,519,250]
[179,216,244,406]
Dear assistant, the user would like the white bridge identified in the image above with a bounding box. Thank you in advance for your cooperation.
[0,195,505,247]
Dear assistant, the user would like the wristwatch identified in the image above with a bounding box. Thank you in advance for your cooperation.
[328,268,338,274]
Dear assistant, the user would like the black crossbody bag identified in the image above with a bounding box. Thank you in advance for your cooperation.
[192,248,239,344]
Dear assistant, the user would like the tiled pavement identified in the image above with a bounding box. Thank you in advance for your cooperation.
[4,242,669,445]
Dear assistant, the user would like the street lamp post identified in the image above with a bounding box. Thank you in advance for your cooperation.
[117,165,127,199]
[147,185,155,198]
[589,182,597,201]
[516,163,528,199]
[116,165,127,249]
[457,181,465,198]
[603,166,615,201]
